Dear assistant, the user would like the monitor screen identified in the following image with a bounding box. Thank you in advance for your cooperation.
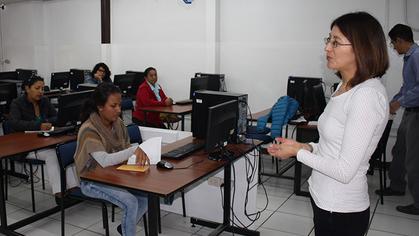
[0,82,18,114]
[69,69,90,91]
[125,71,145,98]
[50,72,70,90]
[195,73,226,91]
[0,71,18,81]
[190,77,221,99]
[205,100,237,158]
[114,74,137,97]
[287,76,323,120]
[16,69,37,81]
[56,90,93,126]
[304,83,326,121]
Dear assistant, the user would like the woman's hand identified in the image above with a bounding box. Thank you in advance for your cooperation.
[165,97,173,106]
[40,123,53,131]
[267,137,308,160]
[134,147,150,166]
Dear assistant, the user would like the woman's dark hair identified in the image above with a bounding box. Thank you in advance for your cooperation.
[388,24,414,43]
[144,67,156,78]
[92,62,112,83]
[22,75,44,91]
[331,12,389,88]
[80,83,121,123]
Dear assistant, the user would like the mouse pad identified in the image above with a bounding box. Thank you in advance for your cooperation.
[117,165,149,172]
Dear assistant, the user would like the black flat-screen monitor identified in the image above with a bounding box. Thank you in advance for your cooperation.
[50,72,70,90]
[0,71,18,81]
[205,100,237,160]
[304,83,327,121]
[114,74,137,97]
[190,77,220,99]
[287,76,324,121]
[195,72,226,91]
[125,71,145,98]
[0,82,18,114]
[69,69,90,91]
[56,90,93,126]
[16,69,37,81]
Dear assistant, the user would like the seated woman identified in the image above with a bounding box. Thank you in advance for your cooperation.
[132,67,173,128]
[84,62,112,84]
[8,76,78,197]
[75,83,148,236]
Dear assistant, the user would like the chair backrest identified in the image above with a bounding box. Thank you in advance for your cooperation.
[127,124,142,144]
[371,119,393,159]
[56,140,78,170]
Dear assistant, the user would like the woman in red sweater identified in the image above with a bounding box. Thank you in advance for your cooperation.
[132,67,173,128]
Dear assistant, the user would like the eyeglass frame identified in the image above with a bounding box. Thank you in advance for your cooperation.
[324,37,352,48]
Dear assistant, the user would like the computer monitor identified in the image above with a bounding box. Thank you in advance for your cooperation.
[0,82,18,114]
[50,72,70,90]
[56,90,93,126]
[303,83,327,121]
[287,76,323,120]
[190,77,221,99]
[195,72,226,91]
[16,69,37,81]
[0,71,18,81]
[114,74,137,97]
[69,69,90,91]
[205,100,238,160]
[125,71,145,98]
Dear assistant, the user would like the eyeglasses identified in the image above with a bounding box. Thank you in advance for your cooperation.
[324,37,352,48]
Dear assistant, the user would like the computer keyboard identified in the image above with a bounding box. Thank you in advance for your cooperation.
[175,99,193,105]
[162,142,205,159]
[49,125,76,136]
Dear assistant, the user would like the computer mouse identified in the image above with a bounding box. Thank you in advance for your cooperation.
[156,160,174,170]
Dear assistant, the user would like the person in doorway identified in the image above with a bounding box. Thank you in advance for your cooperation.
[268,12,389,236]
[375,24,419,215]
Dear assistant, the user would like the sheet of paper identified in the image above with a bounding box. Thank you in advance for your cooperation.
[24,126,54,134]
[139,137,162,165]
[117,165,149,172]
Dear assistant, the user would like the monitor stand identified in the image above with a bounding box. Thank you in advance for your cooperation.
[208,145,234,161]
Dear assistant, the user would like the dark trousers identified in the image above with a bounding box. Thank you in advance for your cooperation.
[389,110,419,207]
[311,198,369,236]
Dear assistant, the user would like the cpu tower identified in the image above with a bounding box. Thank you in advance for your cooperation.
[192,90,248,143]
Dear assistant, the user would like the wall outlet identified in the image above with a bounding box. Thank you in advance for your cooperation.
[207,176,224,187]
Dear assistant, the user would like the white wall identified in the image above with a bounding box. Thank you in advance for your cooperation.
[0,0,415,126]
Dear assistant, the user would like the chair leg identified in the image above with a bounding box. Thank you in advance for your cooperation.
[258,148,262,184]
[143,214,148,236]
[61,196,65,236]
[29,163,36,212]
[383,152,387,189]
[102,203,109,236]
[41,165,45,190]
[4,159,8,201]
[181,192,186,217]
[275,158,279,174]
[379,155,384,205]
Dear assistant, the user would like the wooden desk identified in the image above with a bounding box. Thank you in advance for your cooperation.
[81,138,261,236]
[137,104,192,131]
[0,132,76,236]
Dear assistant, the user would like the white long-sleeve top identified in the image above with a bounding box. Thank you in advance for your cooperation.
[297,78,389,213]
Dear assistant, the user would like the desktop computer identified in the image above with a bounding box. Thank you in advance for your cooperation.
[69,69,90,91]
[192,90,248,143]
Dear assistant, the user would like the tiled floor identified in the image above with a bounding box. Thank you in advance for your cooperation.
[3,156,419,236]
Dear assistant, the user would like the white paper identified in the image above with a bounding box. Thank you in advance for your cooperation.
[127,154,137,165]
[24,126,54,134]
[139,137,162,165]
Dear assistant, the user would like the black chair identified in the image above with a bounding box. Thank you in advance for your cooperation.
[370,119,393,204]
[2,120,46,212]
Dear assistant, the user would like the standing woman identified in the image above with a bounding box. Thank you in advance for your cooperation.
[74,83,148,236]
[268,12,389,236]
[9,76,79,196]
[132,67,173,128]
[85,62,112,84]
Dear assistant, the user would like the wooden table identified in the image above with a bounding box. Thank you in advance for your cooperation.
[137,104,192,131]
[81,137,261,236]
[0,132,76,236]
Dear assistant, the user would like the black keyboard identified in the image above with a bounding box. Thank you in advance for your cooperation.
[175,99,193,105]
[49,125,76,136]
[162,142,205,159]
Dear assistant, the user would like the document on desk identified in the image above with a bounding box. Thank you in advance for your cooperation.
[139,137,162,165]
[117,165,149,172]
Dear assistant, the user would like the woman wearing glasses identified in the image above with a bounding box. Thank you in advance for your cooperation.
[85,62,112,84]
[268,12,389,236]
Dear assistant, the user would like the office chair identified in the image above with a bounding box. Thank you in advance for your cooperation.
[56,140,149,236]
[370,119,393,205]
[2,120,46,212]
